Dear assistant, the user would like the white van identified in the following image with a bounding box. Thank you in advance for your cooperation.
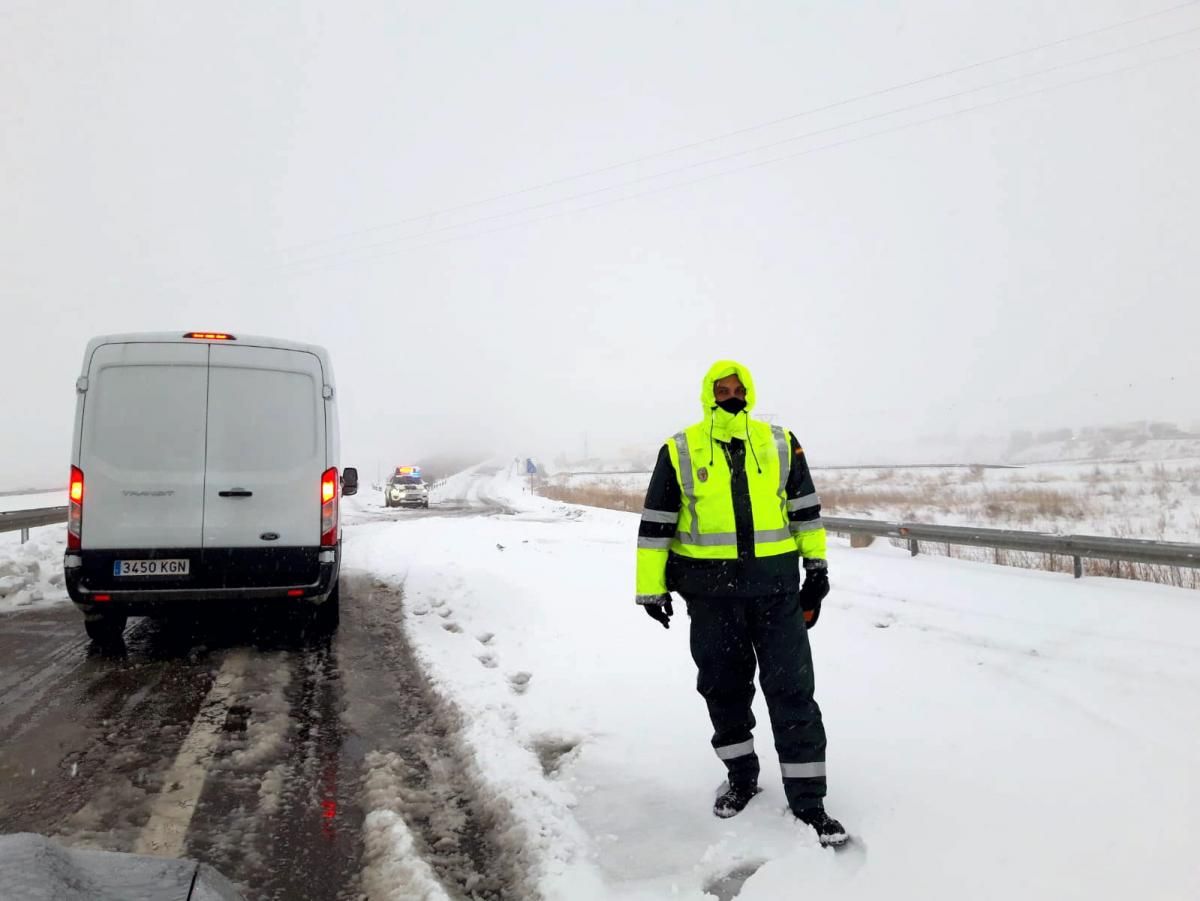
[63,332,358,643]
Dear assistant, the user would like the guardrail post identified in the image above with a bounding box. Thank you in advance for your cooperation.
[20,527,30,544]
[1073,556,1083,579]
[909,538,919,557]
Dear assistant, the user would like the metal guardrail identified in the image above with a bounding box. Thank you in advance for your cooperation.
[0,507,67,543]
[5,504,1199,579]
[824,516,1200,578]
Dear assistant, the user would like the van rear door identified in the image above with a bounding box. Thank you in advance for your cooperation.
[79,341,209,548]
[202,344,326,548]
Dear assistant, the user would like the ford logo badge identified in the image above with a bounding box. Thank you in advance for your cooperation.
[260,532,280,541]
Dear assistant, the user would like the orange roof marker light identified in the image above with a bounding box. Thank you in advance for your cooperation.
[183,332,236,340]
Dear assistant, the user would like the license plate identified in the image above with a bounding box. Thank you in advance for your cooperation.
[113,559,190,577]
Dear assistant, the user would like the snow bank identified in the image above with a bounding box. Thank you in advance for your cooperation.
[0,526,68,613]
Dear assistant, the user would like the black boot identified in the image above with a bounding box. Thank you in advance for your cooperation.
[713,780,762,819]
[793,805,848,846]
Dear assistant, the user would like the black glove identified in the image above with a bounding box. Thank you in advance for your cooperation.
[640,596,674,629]
[799,568,829,629]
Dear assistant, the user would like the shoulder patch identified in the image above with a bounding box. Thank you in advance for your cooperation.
[794,445,805,456]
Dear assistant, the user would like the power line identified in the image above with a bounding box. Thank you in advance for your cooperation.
[273,1,1199,255]
[274,41,1200,278]
[269,22,1200,274]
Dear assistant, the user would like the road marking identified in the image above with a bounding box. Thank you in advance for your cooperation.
[133,649,249,858]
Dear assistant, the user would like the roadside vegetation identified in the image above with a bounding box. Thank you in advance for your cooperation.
[535,461,1200,590]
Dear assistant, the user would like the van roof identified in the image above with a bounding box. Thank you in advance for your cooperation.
[81,332,334,379]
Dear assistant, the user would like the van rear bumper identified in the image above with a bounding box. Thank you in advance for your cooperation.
[64,546,338,614]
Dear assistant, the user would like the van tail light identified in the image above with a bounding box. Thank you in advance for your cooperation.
[320,468,338,547]
[68,466,84,550]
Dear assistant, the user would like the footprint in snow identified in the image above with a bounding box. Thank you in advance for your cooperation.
[507,672,532,695]
[529,734,581,777]
[703,860,767,901]
[476,651,498,669]
[430,598,446,609]
[437,607,453,619]
[443,622,463,634]
[476,632,495,645]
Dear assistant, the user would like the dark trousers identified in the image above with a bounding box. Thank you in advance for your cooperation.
[685,591,828,811]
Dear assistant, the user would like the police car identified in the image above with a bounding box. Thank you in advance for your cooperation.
[384,466,429,508]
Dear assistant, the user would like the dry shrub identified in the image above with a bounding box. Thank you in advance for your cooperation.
[820,485,920,513]
[537,480,642,512]
[824,480,1090,524]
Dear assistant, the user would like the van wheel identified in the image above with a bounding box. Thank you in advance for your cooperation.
[312,585,340,635]
[85,613,127,645]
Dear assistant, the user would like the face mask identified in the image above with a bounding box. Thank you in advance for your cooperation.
[716,397,747,415]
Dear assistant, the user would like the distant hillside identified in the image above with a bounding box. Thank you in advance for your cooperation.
[1008,435,1200,465]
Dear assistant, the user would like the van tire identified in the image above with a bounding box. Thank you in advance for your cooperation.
[312,584,340,635]
[84,613,127,645]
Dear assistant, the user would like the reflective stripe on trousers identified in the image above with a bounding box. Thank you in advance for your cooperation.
[780,761,826,779]
[715,738,755,761]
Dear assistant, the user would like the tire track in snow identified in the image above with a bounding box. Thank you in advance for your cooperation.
[0,614,224,845]
[181,628,366,901]
[343,571,537,901]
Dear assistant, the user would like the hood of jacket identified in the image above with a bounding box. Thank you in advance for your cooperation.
[700,359,757,443]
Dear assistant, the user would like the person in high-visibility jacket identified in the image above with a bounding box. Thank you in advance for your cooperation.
[635,359,847,845]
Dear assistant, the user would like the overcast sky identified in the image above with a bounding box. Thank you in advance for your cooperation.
[2,0,1198,487]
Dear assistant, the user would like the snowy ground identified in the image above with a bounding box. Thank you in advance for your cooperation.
[4,465,1197,896]
[346,462,1200,900]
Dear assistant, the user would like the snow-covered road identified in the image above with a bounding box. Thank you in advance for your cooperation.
[347,461,1200,900]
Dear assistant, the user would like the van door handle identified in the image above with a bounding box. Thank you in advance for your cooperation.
[219,489,253,498]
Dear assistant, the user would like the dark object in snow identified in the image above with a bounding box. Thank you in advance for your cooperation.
[712,780,762,818]
[496,543,505,551]
[793,806,849,847]
[0,833,245,900]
